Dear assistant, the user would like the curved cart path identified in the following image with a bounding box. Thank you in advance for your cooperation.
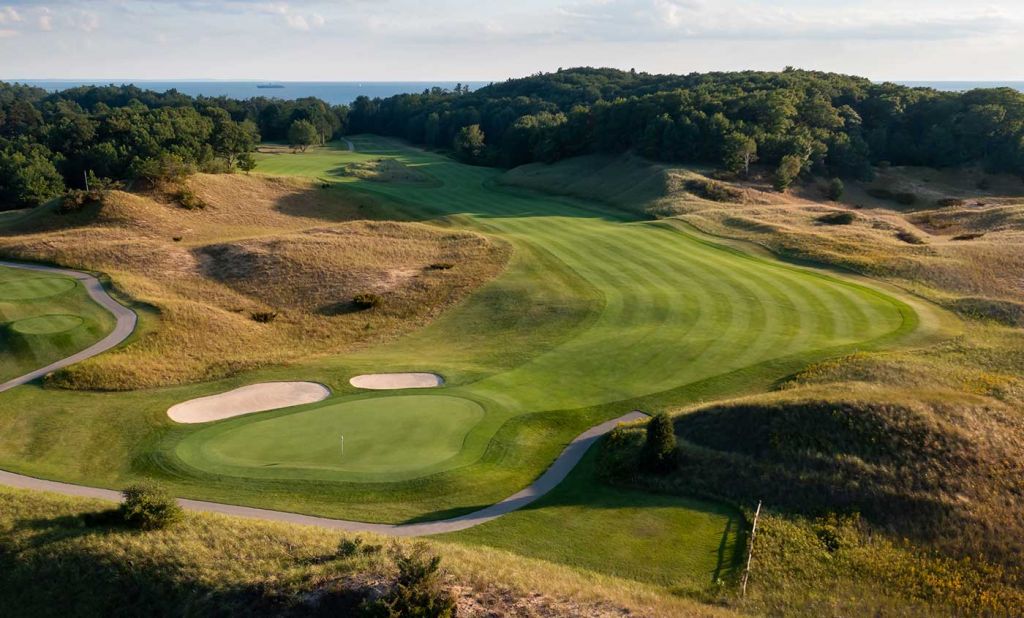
[0,259,648,536]
[0,411,646,536]
[0,260,137,393]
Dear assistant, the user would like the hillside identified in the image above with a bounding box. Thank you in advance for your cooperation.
[0,173,508,389]
[0,487,730,618]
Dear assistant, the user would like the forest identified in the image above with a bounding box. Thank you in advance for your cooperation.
[2,67,1023,209]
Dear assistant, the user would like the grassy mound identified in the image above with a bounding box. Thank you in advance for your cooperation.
[615,392,1024,565]
[0,174,507,389]
[0,487,720,618]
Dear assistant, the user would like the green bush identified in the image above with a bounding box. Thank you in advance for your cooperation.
[817,211,855,225]
[685,178,743,202]
[337,536,382,558]
[249,311,278,323]
[642,413,677,472]
[175,186,207,210]
[353,293,382,310]
[826,178,845,201]
[360,545,456,618]
[895,230,925,245]
[119,482,183,530]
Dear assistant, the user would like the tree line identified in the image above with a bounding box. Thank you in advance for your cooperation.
[348,67,1024,188]
[3,68,1023,209]
[0,82,349,209]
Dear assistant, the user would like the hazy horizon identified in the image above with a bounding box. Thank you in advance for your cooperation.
[1,1,1023,82]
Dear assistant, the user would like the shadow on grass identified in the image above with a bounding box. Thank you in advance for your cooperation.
[2,510,368,616]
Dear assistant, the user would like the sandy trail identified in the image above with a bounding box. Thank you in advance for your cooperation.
[350,372,444,389]
[167,382,331,423]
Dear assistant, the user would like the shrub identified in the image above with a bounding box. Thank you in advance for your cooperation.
[936,198,965,207]
[337,536,383,558]
[119,482,183,530]
[817,211,855,225]
[352,293,382,310]
[952,232,985,241]
[866,187,894,200]
[894,192,917,205]
[175,186,207,210]
[427,262,454,271]
[642,413,677,472]
[896,230,925,245]
[826,178,845,201]
[360,545,456,618]
[685,178,743,202]
[249,311,278,323]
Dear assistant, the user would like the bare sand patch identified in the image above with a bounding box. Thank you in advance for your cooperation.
[349,373,444,390]
[168,382,330,424]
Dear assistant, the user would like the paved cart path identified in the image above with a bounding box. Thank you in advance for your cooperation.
[0,260,137,393]
[0,259,647,535]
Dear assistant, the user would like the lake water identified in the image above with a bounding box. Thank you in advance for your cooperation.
[9,79,1023,104]
[895,81,1024,92]
[11,80,492,105]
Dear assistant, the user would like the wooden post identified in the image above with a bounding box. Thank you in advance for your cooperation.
[741,500,762,597]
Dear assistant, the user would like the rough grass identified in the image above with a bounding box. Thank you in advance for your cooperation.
[0,487,733,617]
[340,158,436,185]
[0,173,508,389]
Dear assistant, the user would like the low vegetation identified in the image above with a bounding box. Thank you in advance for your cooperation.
[0,172,508,388]
[0,487,727,617]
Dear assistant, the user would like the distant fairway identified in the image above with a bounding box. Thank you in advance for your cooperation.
[0,277,77,301]
[0,267,116,383]
[10,314,84,335]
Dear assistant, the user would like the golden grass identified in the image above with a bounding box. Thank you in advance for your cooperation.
[0,487,736,617]
[0,174,508,389]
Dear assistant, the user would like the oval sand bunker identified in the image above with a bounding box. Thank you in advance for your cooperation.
[349,373,444,390]
[168,382,331,424]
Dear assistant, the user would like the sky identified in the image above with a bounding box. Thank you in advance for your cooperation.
[0,0,1022,81]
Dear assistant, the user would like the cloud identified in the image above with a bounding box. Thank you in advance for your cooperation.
[76,10,99,32]
[38,8,52,31]
[0,6,22,24]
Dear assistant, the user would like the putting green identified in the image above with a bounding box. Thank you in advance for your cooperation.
[9,314,84,335]
[0,267,116,384]
[177,395,485,480]
[0,277,76,301]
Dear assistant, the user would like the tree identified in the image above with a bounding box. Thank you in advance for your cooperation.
[237,152,257,174]
[0,145,65,208]
[453,124,486,162]
[774,153,805,191]
[642,413,677,472]
[287,119,318,153]
[723,132,758,175]
[827,178,845,201]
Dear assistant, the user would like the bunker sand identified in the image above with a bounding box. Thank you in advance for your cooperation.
[349,372,444,389]
[168,382,331,423]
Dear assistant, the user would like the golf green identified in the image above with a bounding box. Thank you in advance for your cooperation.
[178,395,485,480]
[9,314,84,335]
[0,277,76,301]
[0,267,116,384]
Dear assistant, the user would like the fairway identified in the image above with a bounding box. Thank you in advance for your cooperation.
[0,266,116,384]
[172,135,918,485]
[178,395,485,479]
[10,314,84,335]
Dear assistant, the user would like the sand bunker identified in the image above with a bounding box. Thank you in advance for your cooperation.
[349,373,444,390]
[168,382,331,424]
